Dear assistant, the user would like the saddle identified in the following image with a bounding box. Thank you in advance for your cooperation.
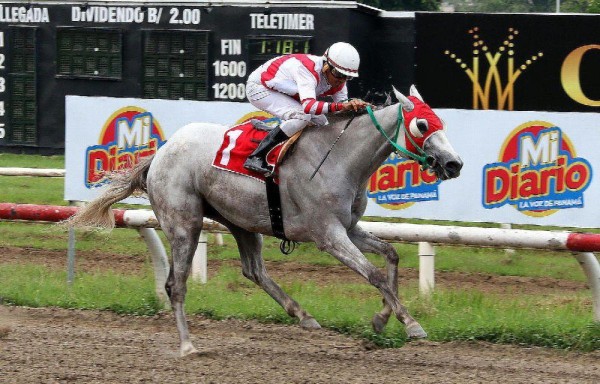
[248,119,301,168]
[212,119,301,181]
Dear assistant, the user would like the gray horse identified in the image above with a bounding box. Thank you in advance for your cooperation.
[69,85,463,356]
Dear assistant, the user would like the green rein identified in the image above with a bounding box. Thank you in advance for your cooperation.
[366,105,430,169]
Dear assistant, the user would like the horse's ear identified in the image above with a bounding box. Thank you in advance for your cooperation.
[383,92,393,107]
[392,86,414,112]
[410,85,424,102]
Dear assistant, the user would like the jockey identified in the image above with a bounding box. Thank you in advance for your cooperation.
[243,41,370,175]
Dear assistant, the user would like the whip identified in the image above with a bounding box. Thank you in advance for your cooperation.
[309,114,356,181]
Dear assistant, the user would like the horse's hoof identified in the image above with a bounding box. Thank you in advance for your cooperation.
[180,342,198,357]
[300,317,321,330]
[371,313,388,334]
[405,323,428,339]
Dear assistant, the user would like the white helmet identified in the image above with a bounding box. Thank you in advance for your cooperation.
[324,42,360,78]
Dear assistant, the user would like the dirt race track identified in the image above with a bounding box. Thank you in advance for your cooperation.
[1,306,599,384]
[1,246,600,383]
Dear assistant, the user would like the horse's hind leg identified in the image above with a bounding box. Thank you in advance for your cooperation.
[348,225,399,333]
[156,201,204,357]
[228,225,320,329]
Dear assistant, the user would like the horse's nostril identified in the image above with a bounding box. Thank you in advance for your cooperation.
[446,160,463,175]
[426,155,436,167]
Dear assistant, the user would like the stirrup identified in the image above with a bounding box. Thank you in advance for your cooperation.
[244,156,273,176]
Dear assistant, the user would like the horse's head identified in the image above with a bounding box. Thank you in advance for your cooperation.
[392,85,463,180]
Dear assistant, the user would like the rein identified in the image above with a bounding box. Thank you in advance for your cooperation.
[309,114,357,180]
[366,105,430,168]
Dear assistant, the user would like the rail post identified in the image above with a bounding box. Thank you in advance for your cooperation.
[500,223,515,255]
[67,227,76,285]
[66,200,85,285]
[573,252,600,322]
[418,242,435,296]
[191,231,208,283]
[214,233,224,246]
[137,228,170,308]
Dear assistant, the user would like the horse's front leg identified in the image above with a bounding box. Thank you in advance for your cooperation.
[316,224,426,339]
[347,224,399,333]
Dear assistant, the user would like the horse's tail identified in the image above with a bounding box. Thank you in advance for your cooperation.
[65,156,154,229]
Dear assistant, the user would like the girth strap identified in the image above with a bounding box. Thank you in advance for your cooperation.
[265,176,297,254]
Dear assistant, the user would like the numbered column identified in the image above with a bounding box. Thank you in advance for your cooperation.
[212,39,247,101]
[143,30,209,101]
[5,27,38,145]
[0,30,6,141]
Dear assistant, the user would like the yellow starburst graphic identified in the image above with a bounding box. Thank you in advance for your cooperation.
[444,27,543,110]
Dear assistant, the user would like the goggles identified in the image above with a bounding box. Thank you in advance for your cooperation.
[329,66,352,81]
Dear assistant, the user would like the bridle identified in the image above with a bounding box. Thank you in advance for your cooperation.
[366,105,431,169]
[310,103,432,181]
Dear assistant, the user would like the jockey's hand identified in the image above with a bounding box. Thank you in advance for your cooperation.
[342,99,371,112]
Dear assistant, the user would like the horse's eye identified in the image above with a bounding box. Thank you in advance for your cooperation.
[409,118,426,138]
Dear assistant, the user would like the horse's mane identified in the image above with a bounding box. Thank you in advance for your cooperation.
[327,102,389,125]
[327,109,366,125]
[327,90,393,124]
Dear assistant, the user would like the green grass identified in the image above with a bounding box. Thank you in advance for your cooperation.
[1,176,66,205]
[0,153,65,169]
[0,153,66,205]
[189,266,598,352]
[0,263,597,351]
[0,264,160,315]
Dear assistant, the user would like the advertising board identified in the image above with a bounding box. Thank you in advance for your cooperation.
[365,108,600,228]
[66,96,600,228]
[65,96,258,203]
[416,13,599,113]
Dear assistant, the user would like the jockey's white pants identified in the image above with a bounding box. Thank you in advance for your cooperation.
[246,81,327,137]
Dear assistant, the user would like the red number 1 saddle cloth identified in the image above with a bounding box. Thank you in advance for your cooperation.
[212,120,286,182]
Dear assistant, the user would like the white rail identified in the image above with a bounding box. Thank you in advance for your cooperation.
[0,167,65,177]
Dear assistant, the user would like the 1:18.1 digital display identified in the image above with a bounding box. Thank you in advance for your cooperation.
[247,36,312,73]
[248,36,312,57]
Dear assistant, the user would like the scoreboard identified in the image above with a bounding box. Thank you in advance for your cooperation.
[0,1,416,152]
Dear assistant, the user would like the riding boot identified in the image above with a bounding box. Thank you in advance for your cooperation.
[244,126,289,176]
